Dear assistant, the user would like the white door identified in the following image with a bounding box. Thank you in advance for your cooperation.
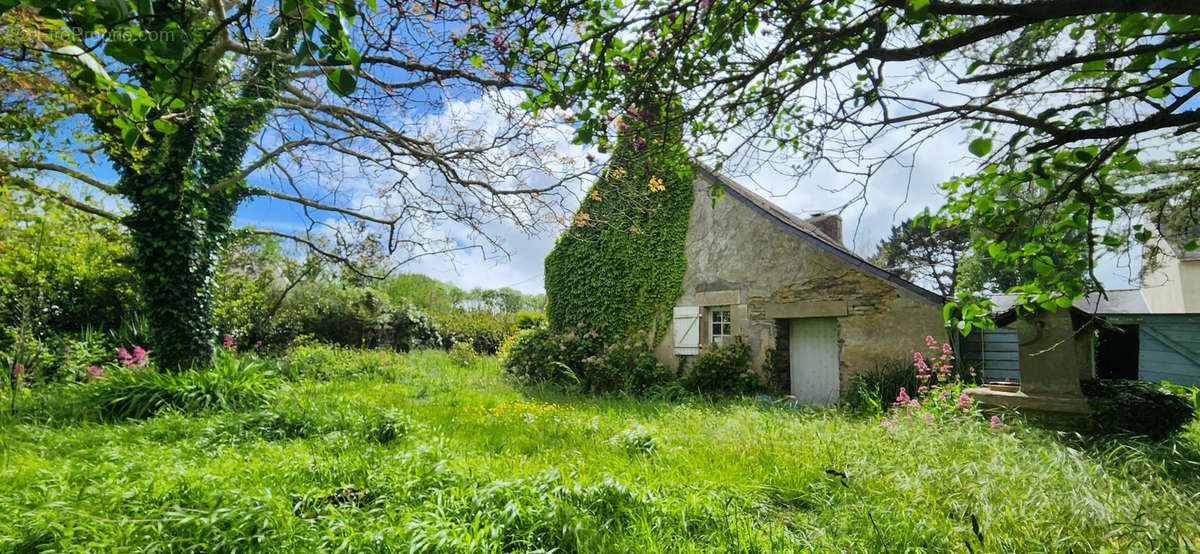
[789,318,840,405]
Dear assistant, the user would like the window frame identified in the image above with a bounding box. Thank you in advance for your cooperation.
[708,306,732,345]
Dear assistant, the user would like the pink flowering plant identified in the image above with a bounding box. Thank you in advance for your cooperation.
[117,346,149,368]
[882,336,1003,430]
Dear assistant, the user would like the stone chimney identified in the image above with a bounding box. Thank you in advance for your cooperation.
[806,213,842,244]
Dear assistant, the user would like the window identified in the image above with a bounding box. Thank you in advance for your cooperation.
[709,307,732,345]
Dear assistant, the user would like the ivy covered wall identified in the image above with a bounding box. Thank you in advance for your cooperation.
[544,108,693,341]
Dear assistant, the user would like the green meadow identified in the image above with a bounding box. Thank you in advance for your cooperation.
[2,346,1198,552]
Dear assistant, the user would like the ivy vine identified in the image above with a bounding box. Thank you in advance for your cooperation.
[544,104,693,343]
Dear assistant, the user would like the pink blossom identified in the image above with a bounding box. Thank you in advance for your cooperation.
[925,335,937,348]
[222,335,235,350]
[254,340,263,348]
[893,387,910,406]
[955,393,972,410]
[12,362,27,387]
[989,415,1005,430]
[87,365,107,380]
[918,385,928,393]
[131,346,147,367]
[118,346,148,368]
[923,413,934,423]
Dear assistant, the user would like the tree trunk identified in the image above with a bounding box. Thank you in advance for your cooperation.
[119,136,241,371]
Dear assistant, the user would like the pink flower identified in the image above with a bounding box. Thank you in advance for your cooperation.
[222,335,235,350]
[893,387,910,407]
[131,346,147,367]
[118,346,148,368]
[923,413,934,423]
[989,415,1004,430]
[913,352,930,374]
[87,365,107,380]
[254,340,263,348]
[955,393,972,411]
[925,335,937,348]
[917,385,928,393]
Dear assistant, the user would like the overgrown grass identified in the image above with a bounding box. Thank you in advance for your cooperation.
[2,346,1199,551]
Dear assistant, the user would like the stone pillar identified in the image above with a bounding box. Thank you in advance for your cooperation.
[1016,310,1085,395]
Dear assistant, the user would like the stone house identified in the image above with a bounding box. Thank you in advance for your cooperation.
[652,164,947,404]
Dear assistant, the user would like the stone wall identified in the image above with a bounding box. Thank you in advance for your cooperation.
[654,172,947,397]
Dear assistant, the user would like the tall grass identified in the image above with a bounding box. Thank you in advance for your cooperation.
[89,352,273,419]
[1,346,1198,551]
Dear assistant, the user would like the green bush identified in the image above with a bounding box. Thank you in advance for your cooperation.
[502,325,595,387]
[448,340,479,366]
[89,352,273,419]
[582,331,675,394]
[282,286,441,351]
[682,336,760,396]
[436,309,514,354]
[0,191,140,339]
[1081,379,1196,439]
[503,324,673,394]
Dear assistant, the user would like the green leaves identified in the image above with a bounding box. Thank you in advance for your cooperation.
[326,69,358,97]
[968,138,993,157]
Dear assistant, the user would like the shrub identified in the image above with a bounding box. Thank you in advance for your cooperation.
[581,331,674,394]
[511,311,546,331]
[448,340,479,366]
[503,324,675,395]
[1081,379,1195,439]
[436,310,514,354]
[682,336,759,396]
[89,351,273,419]
[502,325,599,388]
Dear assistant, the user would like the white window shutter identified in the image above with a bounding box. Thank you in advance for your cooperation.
[673,306,701,355]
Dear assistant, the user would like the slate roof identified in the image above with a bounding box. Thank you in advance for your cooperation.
[990,289,1150,315]
[692,162,945,304]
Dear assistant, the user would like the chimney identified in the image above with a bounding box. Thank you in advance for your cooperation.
[806,213,842,244]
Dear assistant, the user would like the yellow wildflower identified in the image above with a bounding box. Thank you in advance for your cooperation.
[610,167,627,180]
[590,189,602,202]
[648,175,665,192]
[573,212,591,227]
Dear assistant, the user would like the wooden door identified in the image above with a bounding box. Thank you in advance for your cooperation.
[789,318,839,405]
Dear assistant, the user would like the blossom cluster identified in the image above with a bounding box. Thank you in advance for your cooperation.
[882,336,1003,431]
[117,346,148,368]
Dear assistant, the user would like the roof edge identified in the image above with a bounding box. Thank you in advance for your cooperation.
[692,163,946,305]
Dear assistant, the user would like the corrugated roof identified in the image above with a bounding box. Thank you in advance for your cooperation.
[693,163,945,304]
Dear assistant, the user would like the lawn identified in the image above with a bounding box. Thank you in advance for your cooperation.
[2,346,1199,552]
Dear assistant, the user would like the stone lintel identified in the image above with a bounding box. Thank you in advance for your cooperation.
[696,289,741,306]
[764,300,848,319]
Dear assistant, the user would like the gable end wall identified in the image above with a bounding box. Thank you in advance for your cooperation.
[653,173,947,395]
